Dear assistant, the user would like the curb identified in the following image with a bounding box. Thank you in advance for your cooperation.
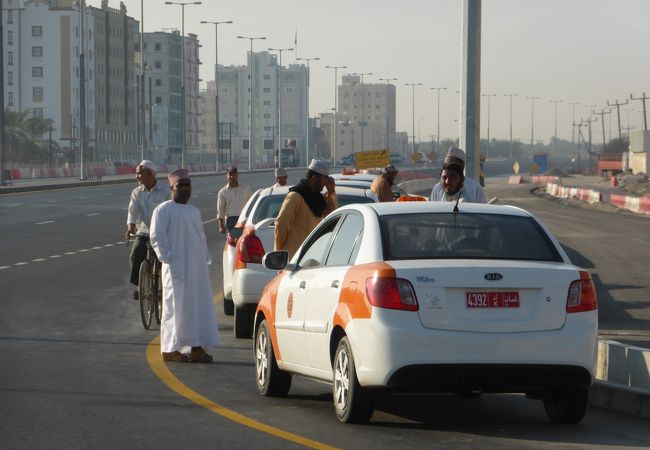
[590,381,650,419]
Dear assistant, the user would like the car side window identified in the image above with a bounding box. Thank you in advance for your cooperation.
[239,190,261,223]
[297,217,340,269]
[325,213,364,267]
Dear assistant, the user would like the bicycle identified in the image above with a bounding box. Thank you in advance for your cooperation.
[128,235,162,330]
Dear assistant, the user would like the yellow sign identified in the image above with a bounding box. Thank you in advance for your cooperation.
[513,161,520,175]
[530,162,539,174]
[411,152,422,163]
[355,149,390,169]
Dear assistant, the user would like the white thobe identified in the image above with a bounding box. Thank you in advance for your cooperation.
[430,176,487,203]
[151,200,219,353]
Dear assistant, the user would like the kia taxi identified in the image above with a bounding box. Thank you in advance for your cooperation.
[254,202,598,424]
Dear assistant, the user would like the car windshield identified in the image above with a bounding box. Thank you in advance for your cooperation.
[380,213,562,262]
[251,193,373,224]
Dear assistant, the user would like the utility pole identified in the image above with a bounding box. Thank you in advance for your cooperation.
[581,117,597,174]
[79,0,86,179]
[549,99,562,154]
[629,92,648,131]
[568,102,580,160]
[504,94,517,160]
[482,93,496,160]
[405,83,422,156]
[592,108,611,153]
[525,96,540,154]
[270,47,294,167]
[607,98,629,143]
[431,87,447,156]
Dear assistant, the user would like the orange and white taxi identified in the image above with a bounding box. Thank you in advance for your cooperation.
[253,202,598,424]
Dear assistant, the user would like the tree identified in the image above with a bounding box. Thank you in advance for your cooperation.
[3,108,60,165]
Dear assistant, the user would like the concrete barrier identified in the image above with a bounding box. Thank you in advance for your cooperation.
[398,178,435,197]
[508,175,524,184]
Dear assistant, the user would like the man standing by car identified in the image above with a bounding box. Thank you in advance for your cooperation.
[273,167,288,187]
[125,160,170,300]
[370,164,398,202]
[217,165,252,234]
[150,168,219,363]
[275,159,338,259]
[430,147,486,203]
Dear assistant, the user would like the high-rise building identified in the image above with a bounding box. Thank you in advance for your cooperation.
[337,74,396,159]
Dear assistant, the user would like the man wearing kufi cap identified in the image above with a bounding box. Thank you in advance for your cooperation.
[150,169,219,363]
[273,167,288,187]
[430,147,486,203]
[125,160,170,300]
[370,164,399,202]
[274,159,338,259]
[216,165,252,233]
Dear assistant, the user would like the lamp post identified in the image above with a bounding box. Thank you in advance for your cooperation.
[482,93,496,160]
[297,57,320,165]
[352,72,372,152]
[238,35,266,171]
[504,94,517,160]
[525,96,540,154]
[327,65,347,164]
[165,1,202,168]
[201,20,233,172]
[430,87,447,155]
[379,78,397,151]
[269,47,294,168]
[405,83,422,156]
[568,101,580,159]
[549,99,562,154]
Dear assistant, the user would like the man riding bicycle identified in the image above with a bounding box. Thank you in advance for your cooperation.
[125,160,170,300]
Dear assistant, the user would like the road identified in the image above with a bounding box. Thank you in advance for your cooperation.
[1,171,649,449]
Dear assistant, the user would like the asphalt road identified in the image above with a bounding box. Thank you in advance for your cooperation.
[1,171,649,449]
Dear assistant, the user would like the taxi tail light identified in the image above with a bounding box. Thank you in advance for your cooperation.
[566,271,598,313]
[365,277,419,312]
[238,234,265,264]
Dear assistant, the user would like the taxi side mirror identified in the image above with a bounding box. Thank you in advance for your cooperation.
[263,251,289,270]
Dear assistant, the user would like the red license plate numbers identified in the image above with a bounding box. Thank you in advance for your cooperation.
[466,291,520,308]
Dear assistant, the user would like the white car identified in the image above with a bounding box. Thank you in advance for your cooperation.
[231,186,379,338]
[254,202,599,424]
[221,189,262,316]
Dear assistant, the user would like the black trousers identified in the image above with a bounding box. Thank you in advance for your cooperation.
[129,235,149,286]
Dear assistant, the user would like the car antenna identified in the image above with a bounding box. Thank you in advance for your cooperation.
[452,189,462,213]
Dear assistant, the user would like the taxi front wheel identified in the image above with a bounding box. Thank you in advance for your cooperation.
[255,319,291,397]
[333,337,374,423]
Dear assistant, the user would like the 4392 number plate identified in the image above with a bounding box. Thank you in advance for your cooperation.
[466,291,520,308]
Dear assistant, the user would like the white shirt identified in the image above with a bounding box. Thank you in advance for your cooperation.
[126,181,170,235]
[216,183,252,219]
[150,200,219,353]
[430,176,487,203]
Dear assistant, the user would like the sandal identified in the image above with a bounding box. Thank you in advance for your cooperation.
[162,351,189,363]
[190,348,213,364]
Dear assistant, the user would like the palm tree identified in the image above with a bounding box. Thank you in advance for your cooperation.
[3,108,60,164]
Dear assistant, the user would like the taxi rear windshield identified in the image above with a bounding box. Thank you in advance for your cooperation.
[252,193,374,224]
[380,213,562,262]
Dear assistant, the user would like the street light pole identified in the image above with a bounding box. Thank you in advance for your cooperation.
[549,99,562,154]
[568,101,580,159]
[202,20,233,172]
[504,94,517,160]
[351,72,372,152]
[238,35,267,171]
[525,96,540,154]
[327,65,348,164]
[165,1,202,168]
[482,93,496,160]
[430,87,447,155]
[269,47,294,168]
[297,57,320,165]
[405,83,422,156]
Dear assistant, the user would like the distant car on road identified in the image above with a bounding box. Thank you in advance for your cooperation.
[254,202,598,424]
[231,186,378,338]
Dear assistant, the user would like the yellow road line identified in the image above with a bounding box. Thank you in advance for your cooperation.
[146,336,339,450]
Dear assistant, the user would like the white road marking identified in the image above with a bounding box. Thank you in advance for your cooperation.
[14,262,29,266]
[32,258,46,262]
[64,252,76,255]
[0,266,10,270]
[79,249,90,252]
[50,255,62,258]
[104,244,114,247]
[5,203,20,208]
[35,220,55,225]
[91,246,103,250]
[86,213,100,216]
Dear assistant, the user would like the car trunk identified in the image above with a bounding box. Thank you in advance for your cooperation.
[389,260,579,333]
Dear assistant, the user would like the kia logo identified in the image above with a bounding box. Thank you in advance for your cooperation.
[485,273,503,281]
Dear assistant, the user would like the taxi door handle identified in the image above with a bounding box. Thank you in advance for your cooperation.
[299,281,306,290]
[330,280,340,289]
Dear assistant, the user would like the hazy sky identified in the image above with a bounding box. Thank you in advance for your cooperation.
[112,0,649,145]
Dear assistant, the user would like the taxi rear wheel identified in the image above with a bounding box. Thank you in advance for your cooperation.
[333,337,374,423]
[255,319,291,397]
[223,296,234,316]
[542,386,589,424]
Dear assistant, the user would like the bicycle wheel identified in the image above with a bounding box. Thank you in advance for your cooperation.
[138,260,154,329]
[154,267,162,325]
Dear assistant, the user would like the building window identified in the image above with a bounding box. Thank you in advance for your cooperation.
[155,79,161,86]
[33,108,43,118]
[32,66,44,77]
[32,46,43,57]
[263,88,270,93]
[286,87,293,93]
[263,74,271,80]
[7,72,13,85]
[7,92,14,106]
[32,26,43,37]
[155,43,161,51]
[263,113,271,119]
[33,87,43,102]
[155,61,161,69]
[7,51,13,65]
[7,31,13,44]
[263,100,271,106]
[264,140,273,150]
[155,97,162,104]
[7,10,13,24]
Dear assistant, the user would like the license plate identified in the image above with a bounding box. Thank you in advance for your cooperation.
[466,291,520,308]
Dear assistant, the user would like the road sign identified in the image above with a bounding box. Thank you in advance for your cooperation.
[355,149,390,169]
[513,161,520,174]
